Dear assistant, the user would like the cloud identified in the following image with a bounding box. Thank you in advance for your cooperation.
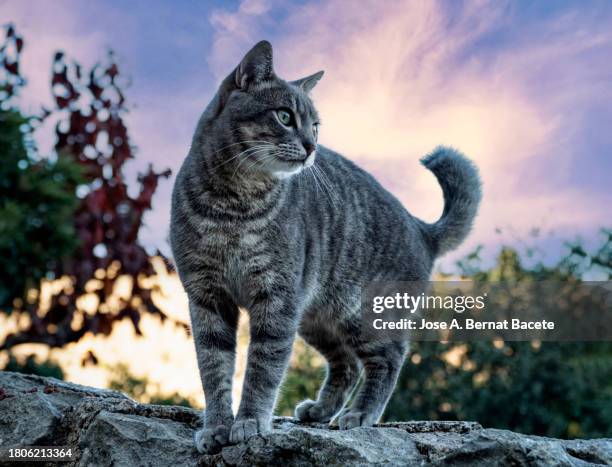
[208,0,612,262]
[208,0,279,80]
[5,0,611,262]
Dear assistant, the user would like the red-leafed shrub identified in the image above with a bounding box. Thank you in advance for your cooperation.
[0,24,180,354]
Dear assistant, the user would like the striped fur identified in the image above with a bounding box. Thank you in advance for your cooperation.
[170,41,481,454]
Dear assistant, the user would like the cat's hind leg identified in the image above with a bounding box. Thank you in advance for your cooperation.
[337,340,407,429]
[295,344,361,423]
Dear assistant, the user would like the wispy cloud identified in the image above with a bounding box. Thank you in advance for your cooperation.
[208,0,612,261]
[208,0,279,79]
[4,0,611,263]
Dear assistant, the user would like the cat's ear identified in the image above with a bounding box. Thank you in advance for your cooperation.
[209,41,274,117]
[291,70,324,93]
[235,40,275,88]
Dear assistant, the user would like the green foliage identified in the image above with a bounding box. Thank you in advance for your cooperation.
[107,363,194,408]
[3,353,64,380]
[0,107,82,308]
[276,233,612,439]
[148,393,195,408]
[0,26,172,352]
[385,233,612,439]
[386,341,612,438]
[276,339,325,416]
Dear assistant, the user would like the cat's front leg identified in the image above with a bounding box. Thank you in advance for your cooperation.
[229,296,297,444]
[189,298,239,454]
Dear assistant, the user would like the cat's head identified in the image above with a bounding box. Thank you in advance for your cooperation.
[208,41,323,179]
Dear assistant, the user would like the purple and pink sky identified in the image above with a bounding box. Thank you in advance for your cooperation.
[4,0,612,269]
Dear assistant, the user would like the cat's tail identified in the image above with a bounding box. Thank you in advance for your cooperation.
[420,146,482,257]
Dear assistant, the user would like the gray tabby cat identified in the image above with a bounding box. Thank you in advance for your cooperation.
[170,41,481,454]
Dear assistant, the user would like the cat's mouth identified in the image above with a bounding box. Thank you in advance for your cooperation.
[275,152,315,167]
[270,152,316,179]
[276,154,308,164]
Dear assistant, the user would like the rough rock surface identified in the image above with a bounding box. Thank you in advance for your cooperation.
[0,371,610,466]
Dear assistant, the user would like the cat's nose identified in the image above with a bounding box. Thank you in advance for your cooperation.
[303,141,316,156]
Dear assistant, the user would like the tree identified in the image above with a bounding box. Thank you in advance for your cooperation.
[385,232,612,439]
[0,25,82,309]
[0,24,178,353]
[276,233,612,439]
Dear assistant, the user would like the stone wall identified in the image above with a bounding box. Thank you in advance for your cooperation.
[0,371,610,466]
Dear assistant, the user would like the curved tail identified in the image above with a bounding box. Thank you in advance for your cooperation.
[421,146,482,257]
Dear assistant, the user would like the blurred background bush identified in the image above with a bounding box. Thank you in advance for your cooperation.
[1,25,611,440]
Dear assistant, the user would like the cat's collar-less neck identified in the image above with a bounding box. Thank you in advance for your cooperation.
[196,157,286,204]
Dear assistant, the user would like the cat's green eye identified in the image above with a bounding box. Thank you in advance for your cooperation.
[276,109,293,126]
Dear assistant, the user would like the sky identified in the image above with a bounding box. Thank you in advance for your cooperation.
[3,0,612,270]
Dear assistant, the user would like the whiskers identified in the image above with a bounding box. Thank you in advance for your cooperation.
[256,147,340,210]
[209,141,276,172]
[210,140,341,210]
[307,162,340,209]
[232,150,282,178]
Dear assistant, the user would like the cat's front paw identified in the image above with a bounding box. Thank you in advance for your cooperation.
[229,417,271,444]
[295,399,335,423]
[194,424,230,454]
[338,410,377,429]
